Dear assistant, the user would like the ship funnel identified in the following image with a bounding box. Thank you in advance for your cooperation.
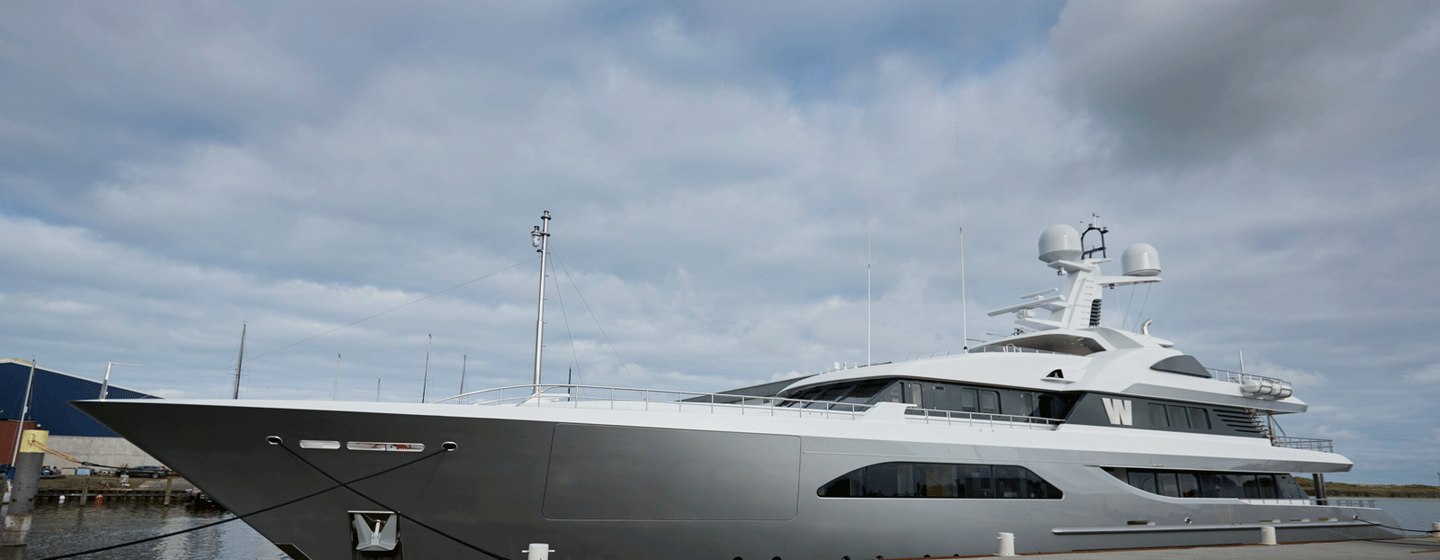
[1038,224,1082,263]
[1122,243,1161,276]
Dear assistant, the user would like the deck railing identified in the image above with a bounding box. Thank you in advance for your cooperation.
[905,407,1064,430]
[434,384,1067,430]
[1208,368,1293,391]
[1272,436,1334,453]
[1322,498,1378,508]
[433,384,872,420]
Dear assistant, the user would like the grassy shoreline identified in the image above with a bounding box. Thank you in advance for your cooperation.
[1298,479,1440,499]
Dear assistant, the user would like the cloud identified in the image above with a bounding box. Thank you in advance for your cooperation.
[2,1,1439,483]
[1050,0,1440,168]
[1404,363,1440,385]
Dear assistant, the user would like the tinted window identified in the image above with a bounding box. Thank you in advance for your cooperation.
[995,466,1026,498]
[1178,473,1200,498]
[1167,406,1191,429]
[816,462,1061,499]
[1128,471,1157,494]
[1255,474,1278,499]
[1039,395,1068,419]
[806,384,852,408]
[906,383,924,407]
[1240,474,1262,499]
[841,380,890,404]
[958,464,994,498]
[1188,407,1210,430]
[1112,468,1304,501]
[1156,472,1180,497]
[819,469,862,497]
[1021,393,1038,416]
[875,383,904,404]
[914,464,958,497]
[926,384,965,412]
[864,463,911,497]
[960,388,979,412]
[1209,474,1248,499]
[1277,475,1309,500]
[1148,403,1169,427]
[979,390,1001,414]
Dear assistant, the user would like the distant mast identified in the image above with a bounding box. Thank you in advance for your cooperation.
[232,322,246,399]
[531,211,552,388]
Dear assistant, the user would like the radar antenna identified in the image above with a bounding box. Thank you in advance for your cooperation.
[1080,213,1109,259]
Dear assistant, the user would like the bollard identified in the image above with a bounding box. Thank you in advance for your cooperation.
[94,494,104,507]
[1431,522,1439,540]
[996,532,1015,557]
[57,495,65,503]
[523,543,554,560]
[1260,525,1277,545]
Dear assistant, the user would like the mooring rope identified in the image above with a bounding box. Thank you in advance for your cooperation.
[271,440,514,560]
[1353,516,1440,535]
[40,443,452,560]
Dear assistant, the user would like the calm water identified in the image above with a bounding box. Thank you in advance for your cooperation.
[8,498,1440,558]
[1374,498,1440,533]
[17,502,284,560]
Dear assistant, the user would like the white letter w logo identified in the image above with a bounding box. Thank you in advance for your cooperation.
[1102,398,1133,426]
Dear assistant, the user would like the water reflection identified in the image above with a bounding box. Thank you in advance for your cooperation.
[23,501,285,559]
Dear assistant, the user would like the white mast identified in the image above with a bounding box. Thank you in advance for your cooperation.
[231,322,246,399]
[956,122,969,350]
[531,211,552,387]
[421,334,432,402]
[866,214,872,366]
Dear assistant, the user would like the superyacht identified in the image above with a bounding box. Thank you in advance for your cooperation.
[77,214,1400,559]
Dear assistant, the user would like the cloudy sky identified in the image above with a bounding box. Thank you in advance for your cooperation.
[3,1,1438,484]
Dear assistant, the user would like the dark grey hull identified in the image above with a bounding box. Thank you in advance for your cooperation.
[74,400,1399,560]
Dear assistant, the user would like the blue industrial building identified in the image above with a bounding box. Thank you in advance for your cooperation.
[1,358,157,438]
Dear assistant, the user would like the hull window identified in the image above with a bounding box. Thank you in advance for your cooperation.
[818,462,1061,500]
[1105,467,1309,500]
[346,442,425,452]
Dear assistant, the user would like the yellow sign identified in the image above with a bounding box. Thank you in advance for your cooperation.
[19,429,49,453]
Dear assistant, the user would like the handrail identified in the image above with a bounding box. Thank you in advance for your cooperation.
[905,407,1063,430]
[432,383,871,417]
[968,344,1069,356]
[1272,436,1334,453]
[1208,368,1291,388]
[1323,498,1378,508]
[435,385,1074,431]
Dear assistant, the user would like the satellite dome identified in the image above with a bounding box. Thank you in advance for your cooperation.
[1038,224,1082,263]
[1122,243,1161,276]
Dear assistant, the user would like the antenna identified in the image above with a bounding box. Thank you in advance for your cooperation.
[1080,213,1109,259]
[531,211,552,388]
[421,334,431,403]
[332,353,341,400]
[956,121,969,351]
[867,212,872,366]
[232,322,246,399]
[460,354,467,396]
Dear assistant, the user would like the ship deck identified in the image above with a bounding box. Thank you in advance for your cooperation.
[906,537,1440,559]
